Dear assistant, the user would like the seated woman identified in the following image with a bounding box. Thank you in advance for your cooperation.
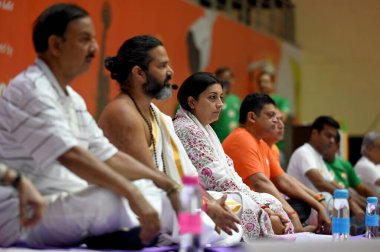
[173,72,294,238]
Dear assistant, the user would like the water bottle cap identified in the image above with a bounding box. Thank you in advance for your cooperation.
[182,175,199,185]
[334,189,349,199]
[367,197,378,204]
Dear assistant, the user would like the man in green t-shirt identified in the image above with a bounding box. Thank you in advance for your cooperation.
[257,71,290,122]
[325,149,362,190]
[211,67,241,142]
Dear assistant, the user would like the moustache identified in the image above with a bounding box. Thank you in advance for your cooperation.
[163,75,178,90]
[163,83,178,90]
[86,53,95,60]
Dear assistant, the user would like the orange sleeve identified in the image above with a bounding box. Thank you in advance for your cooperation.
[271,144,280,163]
[265,143,285,180]
[223,128,269,185]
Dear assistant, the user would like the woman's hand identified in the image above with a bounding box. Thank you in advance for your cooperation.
[264,208,290,234]
[206,194,241,235]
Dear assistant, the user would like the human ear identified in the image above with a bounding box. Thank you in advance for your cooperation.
[131,65,145,82]
[187,96,196,110]
[311,129,319,138]
[247,111,256,123]
[48,35,63,56]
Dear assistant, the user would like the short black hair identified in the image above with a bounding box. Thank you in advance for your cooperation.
[239,93,276,124]
[33,3,89,53]
[177,72,221,111]
[311,116,340,132]
[215,66,233,79]
[104,35,163,92]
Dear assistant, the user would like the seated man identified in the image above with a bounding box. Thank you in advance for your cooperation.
[0,4,180,247]
[223,93,324,233]
[355,131,380,194]
[287,116,364,227]
[263,109,330,233]
[98,35,242,245]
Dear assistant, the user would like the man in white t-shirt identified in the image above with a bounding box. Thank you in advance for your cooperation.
[287,116,339,193]
[355,131,380,194]
[287,116,365,228]
[0,3,180,248]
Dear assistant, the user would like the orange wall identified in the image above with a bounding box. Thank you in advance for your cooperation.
[0,0,282,117]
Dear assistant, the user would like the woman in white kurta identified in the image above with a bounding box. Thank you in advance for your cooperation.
[173,72,294,239]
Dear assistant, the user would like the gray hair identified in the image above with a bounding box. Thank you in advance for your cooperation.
[361,131,380,156]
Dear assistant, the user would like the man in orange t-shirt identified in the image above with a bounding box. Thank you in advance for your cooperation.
[223,127,284,188]
[223,93,330,234]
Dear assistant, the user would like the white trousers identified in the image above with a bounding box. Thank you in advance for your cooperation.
[0,179,241,247]
[23,179,169,247]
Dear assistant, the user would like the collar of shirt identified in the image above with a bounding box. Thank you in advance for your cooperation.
[34,58,68,99]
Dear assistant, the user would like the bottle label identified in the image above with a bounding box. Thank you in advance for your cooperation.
[366,215,379,227]
[366,203,379,227]
[179,212,202,234]
[332,217,350,234]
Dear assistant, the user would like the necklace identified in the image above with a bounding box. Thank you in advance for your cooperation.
[127,94,166,174]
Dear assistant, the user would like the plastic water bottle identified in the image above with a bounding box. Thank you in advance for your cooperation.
[365,197,379,239]
[179,176,202,252]
[331,189,350,241]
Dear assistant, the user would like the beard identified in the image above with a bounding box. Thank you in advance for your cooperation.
[143,72,173,100]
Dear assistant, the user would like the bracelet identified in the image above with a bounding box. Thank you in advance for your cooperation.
[261,204,270,209]
[166,184,180,198]
[314,193,325,202]
[11,171,22,188]
[287,211,298,217]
